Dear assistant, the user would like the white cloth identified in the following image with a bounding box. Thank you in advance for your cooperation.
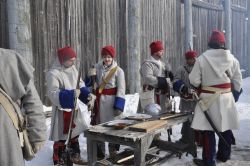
[78,100,91,130]
[189,49,242,132]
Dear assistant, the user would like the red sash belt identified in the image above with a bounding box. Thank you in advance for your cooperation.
[201,83,231,94]
[91,87,117,125]
[97,87,117,95]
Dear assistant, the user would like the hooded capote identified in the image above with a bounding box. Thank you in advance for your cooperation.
[140,56,172,112]
[46,57,88,141]
[189,49,242,131]
[94,60,126,123]
[0,48,46,166]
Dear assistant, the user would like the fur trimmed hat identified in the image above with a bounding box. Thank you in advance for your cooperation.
[150,41,164,55]
[57,46,76,64]
[101,45,116,58]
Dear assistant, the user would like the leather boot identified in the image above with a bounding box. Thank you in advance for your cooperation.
[193,158,205,166]
[70,153,88,165]
[108,143,119,158]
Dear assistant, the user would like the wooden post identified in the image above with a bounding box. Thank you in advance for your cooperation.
[224,0,232,50]
[247,2,250,76]
[184,0,193,51]
[7,0,33,64]
[128,0,141,93]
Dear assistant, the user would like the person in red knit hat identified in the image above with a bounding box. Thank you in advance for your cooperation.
[173,50,198,157]
[140,40,173,112]
[189,30,243,166]
[140,40,174,141]
[87,45,126,159]
[46,46,96,165]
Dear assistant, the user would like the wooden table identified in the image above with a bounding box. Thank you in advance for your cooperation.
[84,113,192,166]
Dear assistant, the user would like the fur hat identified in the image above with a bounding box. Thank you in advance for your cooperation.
[150,41,164,55]
[57,46,76,64]
[185,50,197,59]
[209,30,225,44]
[101,45,116,58]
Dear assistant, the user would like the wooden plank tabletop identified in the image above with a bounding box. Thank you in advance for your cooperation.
[85,113,192,142]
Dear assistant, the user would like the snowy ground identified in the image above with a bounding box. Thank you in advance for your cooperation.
[26,78,250,166]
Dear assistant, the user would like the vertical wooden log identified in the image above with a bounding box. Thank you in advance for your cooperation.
[0,0,8,48]
[224,0,232,50]
[247,2,250,76]
[128,0,141,93]
[7,0,33,64]
[184,0,193,51]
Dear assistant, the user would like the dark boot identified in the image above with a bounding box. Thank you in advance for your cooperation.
[53,141,67,166]
[69,136,88,165]
[70,153,88,165]
[216,130,233,163]
[193,158,205,166]
[108,143,120,158]
[97,142,105,160]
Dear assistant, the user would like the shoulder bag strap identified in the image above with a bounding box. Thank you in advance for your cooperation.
[98,66,118,94]
[0,88,19,130]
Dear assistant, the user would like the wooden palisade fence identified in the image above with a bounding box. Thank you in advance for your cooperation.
[0,0,249,104]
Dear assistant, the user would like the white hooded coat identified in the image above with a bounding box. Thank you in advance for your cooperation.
[46,58,87,141]
[189,49,242,132]
[95,61,126,123]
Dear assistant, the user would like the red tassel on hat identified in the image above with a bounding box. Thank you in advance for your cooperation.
[57,46,77,64]
[209,30,225,43]
[101,45,116,58]
[150,41,164,55]
[185,50,197,59]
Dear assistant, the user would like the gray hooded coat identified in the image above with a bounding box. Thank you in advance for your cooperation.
[140,56,171,112]
[0,48,46,166]
[173,64,197,112]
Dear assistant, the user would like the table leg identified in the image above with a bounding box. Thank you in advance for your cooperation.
[134,134,154,166]
[87,138,97,166]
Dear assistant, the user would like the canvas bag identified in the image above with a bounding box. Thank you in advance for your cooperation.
[0,88,35,161]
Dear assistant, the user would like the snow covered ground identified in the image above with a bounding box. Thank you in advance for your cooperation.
[26,77,250,166]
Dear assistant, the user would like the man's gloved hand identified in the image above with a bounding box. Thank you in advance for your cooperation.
[232,88,243,102]
[87,93,96,111]
[168,71,174,82]
[114,109,123,120]
[181,85,189,95]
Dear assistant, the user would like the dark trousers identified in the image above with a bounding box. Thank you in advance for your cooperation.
[202,130,234,166]
[181,121,193,143]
